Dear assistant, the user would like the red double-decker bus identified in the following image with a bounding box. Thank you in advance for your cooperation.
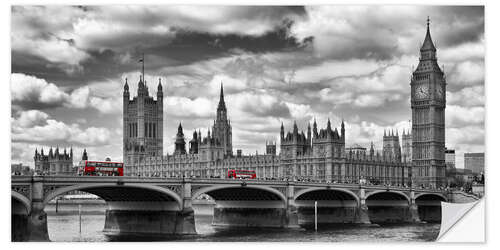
[227,169,256,179]
[79,161,124,176]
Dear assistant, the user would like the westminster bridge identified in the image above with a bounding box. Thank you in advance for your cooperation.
[12,175,467,241]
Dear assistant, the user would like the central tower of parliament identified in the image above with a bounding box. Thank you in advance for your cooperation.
[123,19,446,188]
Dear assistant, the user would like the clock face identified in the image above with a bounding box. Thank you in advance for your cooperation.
[414,84,429,99]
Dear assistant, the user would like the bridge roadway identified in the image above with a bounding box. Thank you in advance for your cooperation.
[12,176,449,241]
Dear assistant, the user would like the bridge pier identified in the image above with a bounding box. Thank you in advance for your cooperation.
[103,207,196,235]
[407,191,421,223]
[27,180,49,241]
[355,196,370,224]
[355,189,370,224]
[176,181,196,234]
[285,185,300,229]
[407,203,421,223]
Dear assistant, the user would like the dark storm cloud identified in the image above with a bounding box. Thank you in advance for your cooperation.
[431,6,484,47]
[11,52,79,85]
[10,6,485,167]
[12,6,309,88]
[149,21,310,65]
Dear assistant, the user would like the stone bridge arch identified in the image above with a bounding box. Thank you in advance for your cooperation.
[293,187,360,205]
[12,191,31,215]
[365,190,411,204]
[42,183,194,237]
[415,193,447,222]
[415,193,448,202]
[192,184,289,228]
[364,190,412,223]
[12,191,32,242]
[192,184,287,203]
[43,183,183,208]
[293,187,361,225]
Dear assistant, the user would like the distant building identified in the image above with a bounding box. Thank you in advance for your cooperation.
[123,72,163,165]
[445,148,456,170]
[446,167,473,187]
[266,141,277,155]
[401,129,412,163]
[383,129,401,162]
[346,144,366,155]
[464,153,485,174]
[34,147,73,175]
[11,163,33,176]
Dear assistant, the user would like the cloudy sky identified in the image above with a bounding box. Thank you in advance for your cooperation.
[10,5,484,169]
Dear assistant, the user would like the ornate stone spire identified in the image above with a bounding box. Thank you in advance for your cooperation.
[341,119,345,139]
[280,122,285,139]
[217,82,226,111]
[420,16,436,52]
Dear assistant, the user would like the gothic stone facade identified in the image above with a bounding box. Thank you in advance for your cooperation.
[125,84,410,186]
[34,147,73,175]
[123,76,163,164]
[125,20,445,187]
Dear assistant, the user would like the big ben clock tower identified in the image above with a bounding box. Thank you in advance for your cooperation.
[410,18,446,188]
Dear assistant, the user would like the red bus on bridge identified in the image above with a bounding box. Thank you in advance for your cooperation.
[78,161,124,176]
[227,169,256,179]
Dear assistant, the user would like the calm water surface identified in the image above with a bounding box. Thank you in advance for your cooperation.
[46,204,440,242]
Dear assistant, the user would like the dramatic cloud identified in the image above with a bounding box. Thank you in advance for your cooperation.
[10,6,484,169]
[446,105,485,127]
[12,110,113,146]
[447,86,484,107]
[11,73,121,113]
[11,73,69,108]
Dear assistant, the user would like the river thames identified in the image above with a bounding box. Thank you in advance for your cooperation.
[45,203,440,242]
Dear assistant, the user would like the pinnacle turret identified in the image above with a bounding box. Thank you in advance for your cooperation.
[157,78,163,93]
[177,123,184,136]
[82,149,88,161]
[124,78,129,93]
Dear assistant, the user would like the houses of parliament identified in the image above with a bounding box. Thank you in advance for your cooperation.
[123,19,447,188]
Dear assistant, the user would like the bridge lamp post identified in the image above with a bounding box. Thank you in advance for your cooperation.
[314,200,318,232]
